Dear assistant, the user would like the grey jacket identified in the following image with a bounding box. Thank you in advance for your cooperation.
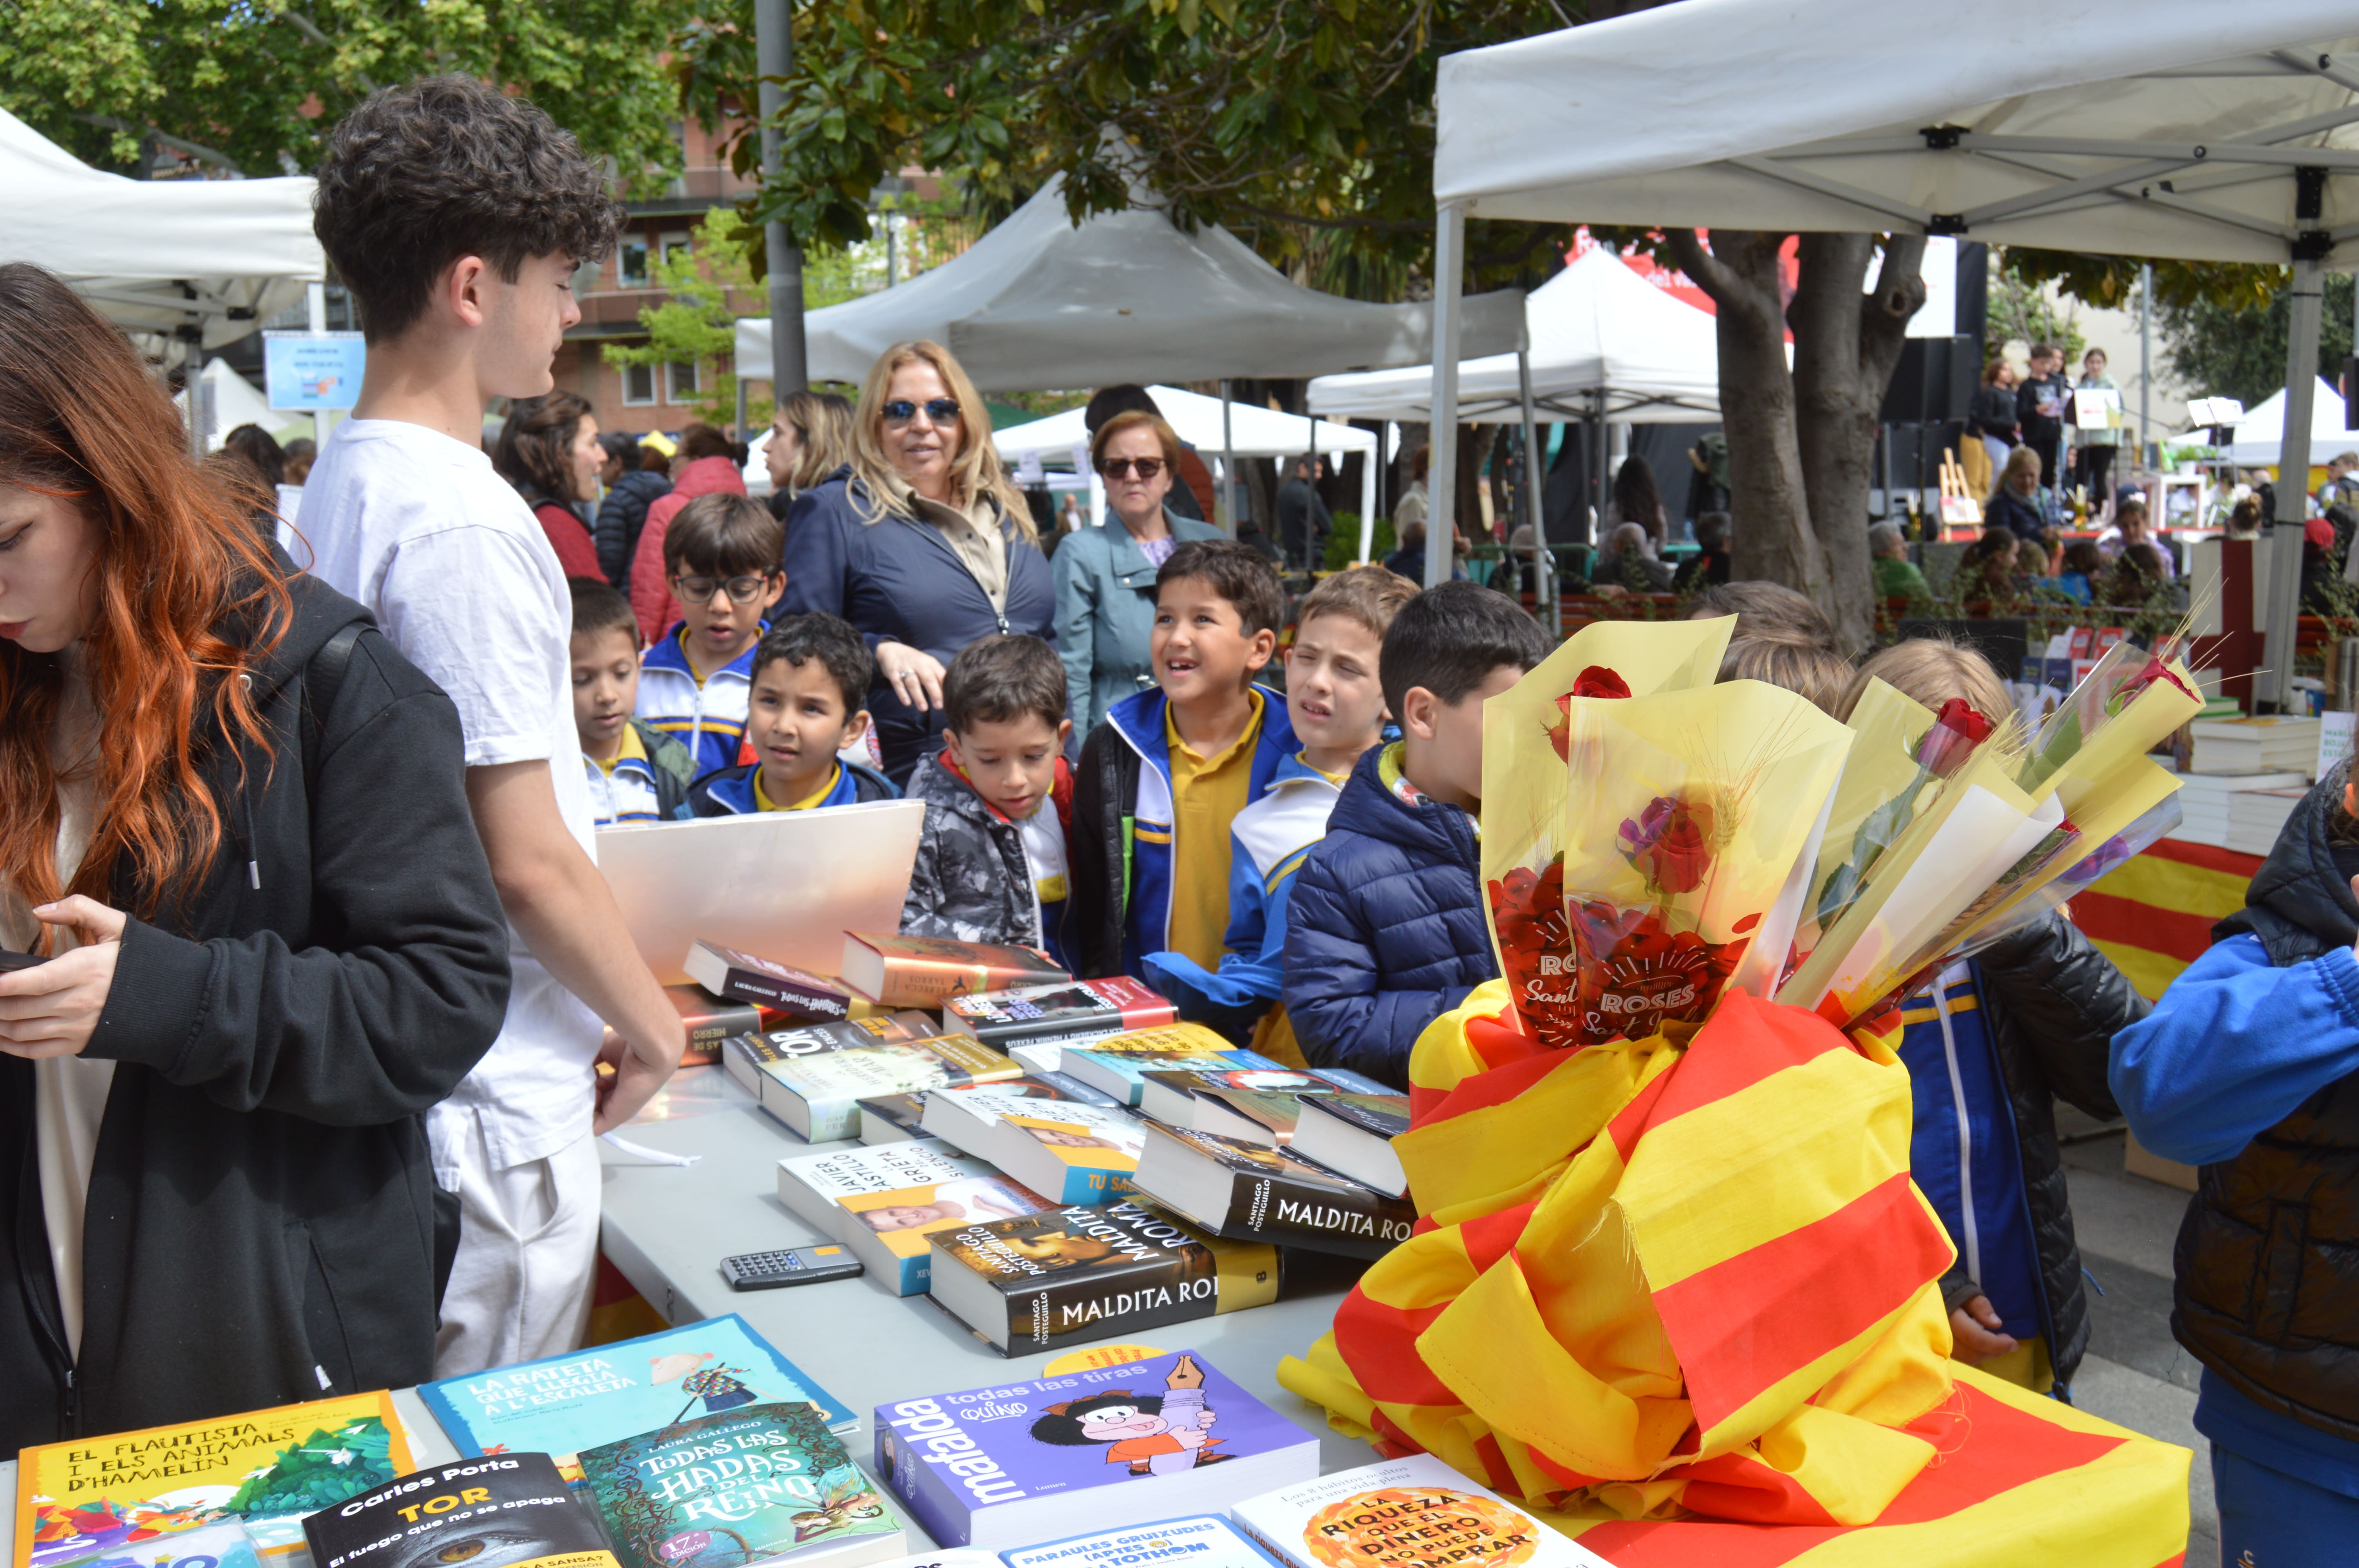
[1052,510,1225,746]
[901,752,1053,951]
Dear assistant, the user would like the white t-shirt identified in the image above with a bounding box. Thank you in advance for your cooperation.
[1016,795,1069,937]
[302,418,603,1171]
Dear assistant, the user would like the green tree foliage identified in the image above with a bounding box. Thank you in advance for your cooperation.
[604,213,770,429]
[669,0,1569,298]
[2158,272,2356,407]
[0,0,684,189]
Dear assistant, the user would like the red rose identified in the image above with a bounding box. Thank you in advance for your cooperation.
[1914,698,1992,779]
[1617,794,1715,895]
[1572,666,1632,700]
[1487,857,1591,1051]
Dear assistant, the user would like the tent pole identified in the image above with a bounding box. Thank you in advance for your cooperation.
[1307,406,1319,573]
[1219,378,1237,536]
[2138,263,2153,471]
[1358,426,1377,564]
[2263,256,2324,713]
[1427,202,1465,589]
[1517,345,1555,638]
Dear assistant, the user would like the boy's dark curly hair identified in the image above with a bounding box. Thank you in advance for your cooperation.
[1029,1391,1163,1445]
[313,75,621,343]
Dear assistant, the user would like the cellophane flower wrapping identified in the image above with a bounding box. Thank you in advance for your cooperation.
[1792,679,1936,965]
[1480,619,1734,1050]
[1547,681,1855,1045]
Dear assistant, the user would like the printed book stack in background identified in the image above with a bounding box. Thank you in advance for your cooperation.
[921,1085,1147,1203]
[1054,1024,1284,1106]
[729,1022,1023,1141]
[856,1073,1117,1145]
[777,1140,1056,1294]
[940,977,1177,1060]
[926,1197,1279,1352]
[871,1353,1316,1547]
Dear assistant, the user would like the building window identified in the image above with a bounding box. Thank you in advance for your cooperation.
[660,229,692,264]
[622,362,656,406]
[620,239,650,288]
[665,361,700,403]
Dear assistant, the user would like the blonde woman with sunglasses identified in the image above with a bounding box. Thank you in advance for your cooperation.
[1051,408,1224,748]
[778,340,1054,784]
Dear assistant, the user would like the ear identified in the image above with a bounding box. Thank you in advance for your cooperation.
[846,707,873,746]
[1056,718,1073,748]
[444,255,494,330]
[762,573,787,610]
[941,724,965,765]
[1399,686,1440,742]
[1243,627,1278,673]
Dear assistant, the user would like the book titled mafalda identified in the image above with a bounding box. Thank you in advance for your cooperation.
[579,1403,906,1568]
[302,1455,613,1568]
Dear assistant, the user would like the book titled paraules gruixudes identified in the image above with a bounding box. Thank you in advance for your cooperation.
[577,1404,905,1568]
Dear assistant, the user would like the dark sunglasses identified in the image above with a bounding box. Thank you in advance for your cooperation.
[1100,457,1165,480]
[882,397,961,425]
[672,573,773,604]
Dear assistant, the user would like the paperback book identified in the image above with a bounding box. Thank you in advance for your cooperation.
[301,1455,614,1568]
[685,940,858,1020]
[417,1314,855,1477]
[1136,1067,1390,1148]
[940,978,1176,1049]
[1057,1025,1282,1106]
[721,1014,938,1103]
[776,1140,1054,1294]
[840,934,1067,1007]
[759,1035,1023,1142]
[871,1353,1318,1548]
[1288,1093,1410,1198]
[920,1092,1148,1204]
[579,1403,905,1568]
[858,1073,1116,1146]
[926,1198,1279,1354]
[62,1522,262,1568]
[1001,1517,1279,1568]
[1133,1125,1414,1260]
[15,1392,411,1568]
[1231,1454,1612,1568]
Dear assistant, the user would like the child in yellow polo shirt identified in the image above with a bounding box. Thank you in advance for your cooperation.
[687,613,898,815]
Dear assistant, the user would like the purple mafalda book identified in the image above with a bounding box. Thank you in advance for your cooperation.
[870,1350,1319,1548]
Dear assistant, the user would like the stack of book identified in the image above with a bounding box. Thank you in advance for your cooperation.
[856,1071,1117,1145]
[2169,767,2312,848]
[840,933,1068,1007]
[939,975,1179,1069]
[2228,787,2311,855]
[920,1080,1152,1204]
[778,1139,1056,1295]
[1055,1022,1289,1105]
[2189,715,2322,775]
[723,1016,1023,1141]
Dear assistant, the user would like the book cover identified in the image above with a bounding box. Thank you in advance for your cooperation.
[417,1314,856,1476]
[578,1404,903,1568]
[1001,1517,1280,1568]
[15,1393,411,1568]
[765,1036,1022,1142]
[685,941,856,1021]
[1060,1025,1279,1106]
[927,1096,1149,1205]
[864,1072,1117,1145]
[721,1016,938,1103]
[1232,1454,1612,1568]
[841,934,1067,1007]
[871,1353,1318,1548]
[941,978,1176,1048]
[60,1521,262,1568]
[857,1093,931,1143]
[1133,1125,1414,1260]
[776,1140,1052,1294]
[1289,1093,1411,1199]
[926,1198,1278,1354]
[302,1455,614,1568]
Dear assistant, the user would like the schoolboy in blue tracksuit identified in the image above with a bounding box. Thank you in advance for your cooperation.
[2112,764,2359,1565]
[688,613,898,816]
[1072,541,1295,984]
[1283,582,1549,1088]
[1147,567,1413,1058]
[636,492,784,778]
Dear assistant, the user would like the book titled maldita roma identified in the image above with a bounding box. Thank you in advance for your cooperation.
[839,935,1066,1008]
[15,1392,411,1568]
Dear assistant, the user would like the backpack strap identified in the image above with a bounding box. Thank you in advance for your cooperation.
[302,621,369,790]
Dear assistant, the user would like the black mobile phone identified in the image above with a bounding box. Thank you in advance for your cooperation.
[0,950,46,973]
[720,1245,865,1290]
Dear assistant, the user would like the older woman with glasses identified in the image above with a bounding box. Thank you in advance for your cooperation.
[1052,410,1223,747]
[779,340,1054,783]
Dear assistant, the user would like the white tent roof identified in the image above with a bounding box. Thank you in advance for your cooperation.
[1306,248,1719,425]
[0,108,321,348]
[173,358,290,451]
[735,177,1525,390]
[2217,378,2357,463]
[1431,2,2359,265]
[993,385,1374,465]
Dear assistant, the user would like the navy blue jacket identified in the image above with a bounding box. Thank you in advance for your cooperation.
[594,467,671,587]
[1281,744,1495,1087]
[687,757,899,817]
[781,468,1055,783]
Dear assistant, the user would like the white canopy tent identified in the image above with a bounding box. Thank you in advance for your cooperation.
[1416,0,2359,677]
[0,107,321,353]
[2219,379,2355,465]
[172,357,289,452]
[994,384,1382,558]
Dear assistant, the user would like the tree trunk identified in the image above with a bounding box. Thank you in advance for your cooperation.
[1666,229,1824,598]
[1790,234,1926,651]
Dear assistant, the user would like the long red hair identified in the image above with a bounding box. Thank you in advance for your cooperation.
[0,263,291,918]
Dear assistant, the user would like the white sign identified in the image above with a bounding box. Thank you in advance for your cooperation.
[263,330,365,411]
[2320,709,2356,780]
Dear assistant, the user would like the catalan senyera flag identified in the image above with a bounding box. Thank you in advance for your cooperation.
[1276,981,2191,1565]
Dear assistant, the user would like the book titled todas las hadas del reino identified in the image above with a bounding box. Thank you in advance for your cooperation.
[871,1352,1316,1549]
[576,1403,906,1568]
[300,1454,615,1568]
[14,1392,412,1568]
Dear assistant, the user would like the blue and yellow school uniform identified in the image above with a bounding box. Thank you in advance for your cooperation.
[636,622,765,779]
[1146,750,1346,1058]
[582,718,695,824]
[1097,684,1297,982]
[1898,959,2054,1391]
[687,757,900,817]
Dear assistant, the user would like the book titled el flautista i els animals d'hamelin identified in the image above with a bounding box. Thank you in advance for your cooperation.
[872,1352,1317,1549]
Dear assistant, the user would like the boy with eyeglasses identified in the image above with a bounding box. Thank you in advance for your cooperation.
[635,493,787,777]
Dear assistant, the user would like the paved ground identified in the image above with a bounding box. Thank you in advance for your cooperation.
[2054,1112,2217,1567]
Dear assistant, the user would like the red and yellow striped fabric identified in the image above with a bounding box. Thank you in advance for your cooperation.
[1276,980,2191,1563]
[2072,838,2257,1000]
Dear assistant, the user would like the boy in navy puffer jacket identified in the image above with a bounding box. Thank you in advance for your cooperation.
[1282,582,1548,1087]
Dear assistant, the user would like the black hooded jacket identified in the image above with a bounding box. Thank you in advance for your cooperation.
[2181,773,2359,1436]
[0,571,511,1450]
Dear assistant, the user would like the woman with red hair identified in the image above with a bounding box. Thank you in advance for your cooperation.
[0,264,511,1447]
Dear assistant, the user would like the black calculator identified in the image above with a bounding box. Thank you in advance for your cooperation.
[720,1245,865,1290]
